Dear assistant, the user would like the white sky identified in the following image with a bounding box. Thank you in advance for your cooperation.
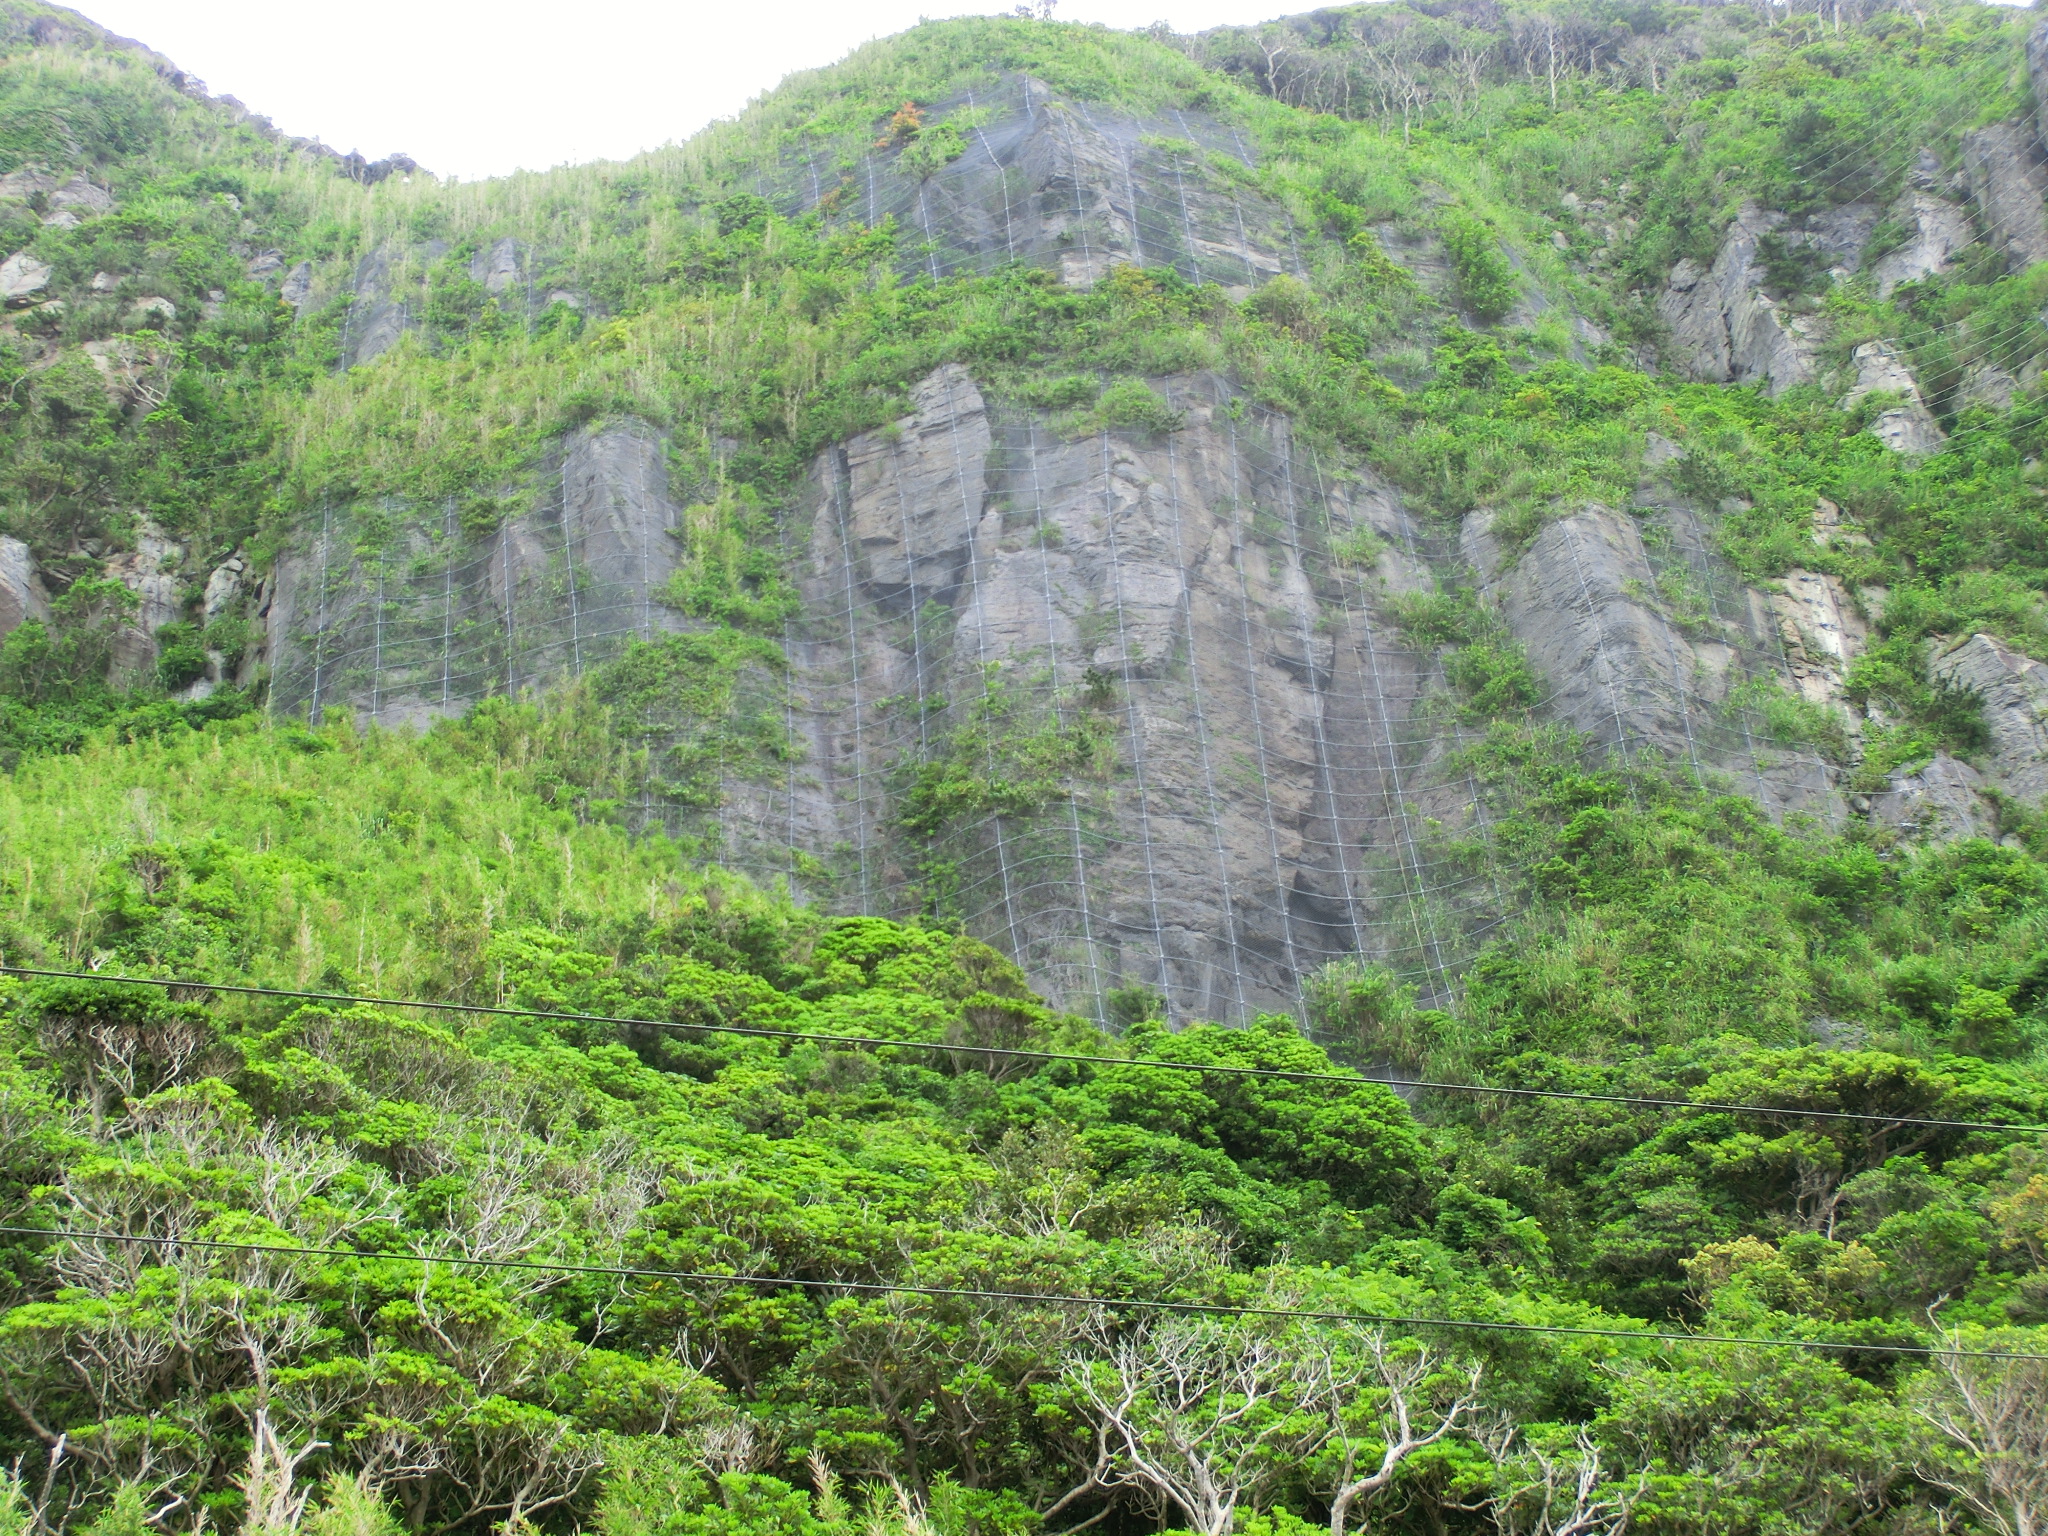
[76,0,1281,181]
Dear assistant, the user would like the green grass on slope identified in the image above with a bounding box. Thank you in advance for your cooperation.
[0,696,714,995]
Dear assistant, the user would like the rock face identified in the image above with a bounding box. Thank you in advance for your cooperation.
[773,75,1301,293]
[2031,17,2048,152]
[1770,569,1867,710]
[1466,501,1842,823]
[473,237,521,296]
[0,536,50,637]
[103,520,186,682]
[82,336,170,411]
[1932,633,2048,805]
[0,250,51,305]
[772,365,1451,1018]
[267,422,687,727]
[48,174,110,218]
[1844,341,1944,455]
[1868,175,1972,298]
[342,245,429,366]
[1961,121,2048,272]
[1656,205,1816,395]
[263,358,2048,1021]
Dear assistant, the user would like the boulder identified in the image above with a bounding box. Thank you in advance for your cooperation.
[1961,120,2048,271]
[126,295,177,325]
[1842,340,1944,456]
[0,250,52,305]
[280,260,312,309]
[246,251,283,279]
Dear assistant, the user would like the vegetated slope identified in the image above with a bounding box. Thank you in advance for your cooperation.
[0,1,2044,1533]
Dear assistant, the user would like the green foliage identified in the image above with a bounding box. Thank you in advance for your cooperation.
[2,5,2048,1533]
[1438,210,1518,322]
[1065,377,1186,438]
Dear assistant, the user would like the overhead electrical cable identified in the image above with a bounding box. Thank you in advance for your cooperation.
[3,1225,2041,1364]
[6,966,2045,1136]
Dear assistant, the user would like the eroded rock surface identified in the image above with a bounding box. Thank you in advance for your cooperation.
[472,237,521,295]
[1768,568,1870,738]
[0,536,50,637]
[1656,205,1816,395]
[1869,172,1972,298]
[1962,120,2048,271]
[782,366,1447,1019]
[268,422,686,727]
[1933,633,2048,804]
[0,250,51,305]
[1844,341,1944,455]
[782,75,1300,293]
[103,520,186,682]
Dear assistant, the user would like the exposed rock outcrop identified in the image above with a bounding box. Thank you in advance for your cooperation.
[0,536,50,637]
[1869,753,1995,841]
[103,520,186,682]
[2029,16,2048,156]
[202,556,245,626]
[342,245,426,366]
[784,75,1300,293]
[0,166,55,205]
[1770,569,1867,709]
[268,421,687,727]
[82,336,170,411]
[775,365,1447,1019]
[1961,120,2048,272]
[48,174,111,218]
[1843,341,1944,456]
[1656,205,1816,395]
[472,237,521,295]
[1868,172,1972,298]
[1932,632,2048,804]
[0,250,51,305]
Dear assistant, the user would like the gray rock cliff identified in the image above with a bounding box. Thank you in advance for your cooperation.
[1656,205,1817,395]
[1962,120,2048,271]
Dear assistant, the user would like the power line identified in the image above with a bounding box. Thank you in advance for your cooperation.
[5,1224,2041,1364]
[6,966,2046,1136]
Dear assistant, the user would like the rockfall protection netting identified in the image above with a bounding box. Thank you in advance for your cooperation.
[267,378,1842,1027]
[268,424,687,731]
[758,74,1306,292]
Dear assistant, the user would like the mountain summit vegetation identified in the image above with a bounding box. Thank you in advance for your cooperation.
[0,1,2046,1535]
